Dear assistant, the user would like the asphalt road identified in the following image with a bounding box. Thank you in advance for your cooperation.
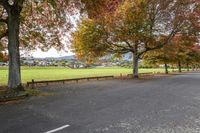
[1,73,200,133]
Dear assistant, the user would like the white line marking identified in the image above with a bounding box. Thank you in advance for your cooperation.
[44,125,70,133]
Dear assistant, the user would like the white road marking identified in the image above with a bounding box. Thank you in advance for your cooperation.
[44,125,70,133]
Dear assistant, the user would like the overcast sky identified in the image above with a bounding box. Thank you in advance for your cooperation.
[31,48,74,58]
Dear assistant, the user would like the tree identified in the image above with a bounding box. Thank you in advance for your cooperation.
[144,33,198,73]
[173,35,193,72]
[0,0,25,90]
[184,46,200,71]
[143,45,175,74]
[72,0,198,78]
[0,0,72,89]
[0,0,102,90]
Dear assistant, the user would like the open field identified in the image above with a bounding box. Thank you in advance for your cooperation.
[0,66,179,85]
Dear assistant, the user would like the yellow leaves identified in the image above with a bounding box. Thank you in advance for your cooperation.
[71,18,108,62]
[0,52,8,62]
[114,0,147,28]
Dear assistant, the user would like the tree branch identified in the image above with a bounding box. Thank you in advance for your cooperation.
[107,47,129,54]
[123,40,134,52]
[138,26,180,57]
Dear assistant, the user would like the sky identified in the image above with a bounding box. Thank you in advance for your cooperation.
[30,12,80,58]
[31,48,74,58]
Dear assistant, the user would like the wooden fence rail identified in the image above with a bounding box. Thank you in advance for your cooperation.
[127,72,153,78]
[27,73,155,89]
[27,75,114,89]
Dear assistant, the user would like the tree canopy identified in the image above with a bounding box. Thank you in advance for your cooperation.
[71,0,200,77]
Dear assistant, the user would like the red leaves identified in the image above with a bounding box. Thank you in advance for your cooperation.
[81,0,122,19]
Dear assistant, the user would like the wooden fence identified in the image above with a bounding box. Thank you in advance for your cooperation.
[27,72,155,89]
[27,75,114,89]
[127,72,153,78]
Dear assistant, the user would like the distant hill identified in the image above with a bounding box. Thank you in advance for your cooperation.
[101,53,133,62]
[55,55,75,60]
[34,55,76,60]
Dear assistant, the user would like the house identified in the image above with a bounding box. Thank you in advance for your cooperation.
[0,62,8,66]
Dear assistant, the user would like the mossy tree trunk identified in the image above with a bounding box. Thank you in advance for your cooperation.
[6,4,24,90]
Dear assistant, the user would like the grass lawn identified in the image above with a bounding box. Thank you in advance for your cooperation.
[0,66,176,85]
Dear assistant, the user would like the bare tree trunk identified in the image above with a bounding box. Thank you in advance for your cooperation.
[7,6,23,90]
[178,61,182,73]
[133,53,139,78]
[164,63,168,74]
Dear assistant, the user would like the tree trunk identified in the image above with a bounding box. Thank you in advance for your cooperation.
[178,61,182,73]
[192,65,195,71]
[186,63,189,72]
[164,63,168,74]
[172,66,174,72]
[7,6,23,90]
[133,53,139,78]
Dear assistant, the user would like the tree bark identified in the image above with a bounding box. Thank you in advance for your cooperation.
[133,53,139,78]
[178,61,182,73]
[164,63,168,74]
[7,6,23,90]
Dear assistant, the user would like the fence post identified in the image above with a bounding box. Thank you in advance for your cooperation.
[31,79,35,89]
[120,73,122,79]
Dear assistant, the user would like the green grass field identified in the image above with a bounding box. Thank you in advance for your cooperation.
[0,66,176,85]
